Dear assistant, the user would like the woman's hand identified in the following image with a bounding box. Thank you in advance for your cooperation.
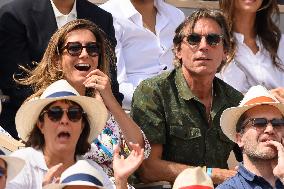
[42,163,63,186]
[84,69,116,107]
[113,142,144,182]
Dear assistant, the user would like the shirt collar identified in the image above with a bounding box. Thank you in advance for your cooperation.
[238,163,284,187]
[50,0,77,21]
[234,32,263,51]
[175,68,195,101]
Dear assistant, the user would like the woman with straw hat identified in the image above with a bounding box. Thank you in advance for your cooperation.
[6,80,144,189]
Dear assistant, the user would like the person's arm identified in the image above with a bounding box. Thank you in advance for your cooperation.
[84,69,145,149]
[139,144,236,184]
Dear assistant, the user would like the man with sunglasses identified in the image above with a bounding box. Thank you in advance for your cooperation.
[217,85,284,189]
[131,9,243,185]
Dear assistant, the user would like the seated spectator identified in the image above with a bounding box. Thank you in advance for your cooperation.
[173,167,214,189]
[0,150,25,189]
[217,0,284,102]
[0,0,122,139]
[217,85,284,188]
[18,19,150,178]
[100,0,185,110]
[131,9,243,185]
[6,79,144,188]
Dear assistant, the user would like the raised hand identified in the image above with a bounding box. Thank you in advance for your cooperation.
[42,163,63,186]
[267,140,284,183]
[270,88,284,103]
[113,142,144,182]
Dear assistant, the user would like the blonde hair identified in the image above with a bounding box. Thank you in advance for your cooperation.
[17,19,115,100]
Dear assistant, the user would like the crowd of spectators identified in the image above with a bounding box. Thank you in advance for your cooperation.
[0,0,283,189]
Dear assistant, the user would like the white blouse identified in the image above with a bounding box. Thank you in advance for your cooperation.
[100,0,185,110]
[217,32,284,93]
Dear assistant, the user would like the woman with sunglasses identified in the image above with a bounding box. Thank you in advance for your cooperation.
[17,19,150,179]
[218,0,284,101]
[6,79,144,189]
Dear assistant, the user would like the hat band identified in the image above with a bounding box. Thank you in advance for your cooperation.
[46,91,76,98]
[244,96,276,106]
[61,173,103,186]
[180,186,213,189]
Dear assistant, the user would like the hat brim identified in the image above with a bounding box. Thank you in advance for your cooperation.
[16,96,108,143]
[220,102,284,142]
[43,182,104,189]
[0,156,25,182]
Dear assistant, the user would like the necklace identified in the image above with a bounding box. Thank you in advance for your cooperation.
[207,85,214,124]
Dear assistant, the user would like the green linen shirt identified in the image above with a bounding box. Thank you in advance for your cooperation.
[131,68,243,169]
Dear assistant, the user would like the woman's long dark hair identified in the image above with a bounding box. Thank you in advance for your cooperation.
[219,0,283,69]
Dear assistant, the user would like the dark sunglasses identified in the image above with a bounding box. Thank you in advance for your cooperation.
[40,106,86,122]
[185,33,223,47]
[242,118,284,130]
[0,167,7,177]
[61,42,100,57]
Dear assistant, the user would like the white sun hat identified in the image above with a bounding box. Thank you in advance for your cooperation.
[0,150,25,183]
[220,85,284,142]
[15,79,109,143]
[43,160,105,189]
[173,167,214,189]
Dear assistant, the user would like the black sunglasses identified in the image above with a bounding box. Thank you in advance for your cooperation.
[242,118,284,130]
[40,106,86,122]
[185,33,223,47]
[61,42,100,57]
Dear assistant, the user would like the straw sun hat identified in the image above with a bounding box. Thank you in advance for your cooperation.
[15,79,109,143]
[220,85,284,142]
[43,160,105,189]
[0,150,25,183]
[172,167,214,189]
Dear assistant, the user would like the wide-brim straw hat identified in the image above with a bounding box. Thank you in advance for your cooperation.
[43,160,105,189]
[0,153,25,182]
[220,85,284,142]
[16,79,109,143]
[173,167,214,189]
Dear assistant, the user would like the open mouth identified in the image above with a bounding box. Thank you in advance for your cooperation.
[74,63,91,71]
[57,131,71,140]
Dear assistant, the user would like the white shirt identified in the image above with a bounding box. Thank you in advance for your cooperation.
[6,147,114,189]
[50,0,77,29]
[217,33,284,93]
[100,0,185,109]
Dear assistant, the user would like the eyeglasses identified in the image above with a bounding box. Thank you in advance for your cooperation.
[61,42,100,57]
[185,33,223,47]
[242,118,284,131]
[0,167,7,177]
[40,106,86,122]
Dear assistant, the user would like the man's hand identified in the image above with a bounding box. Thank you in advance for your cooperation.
[211,168,237,184]
[267,140,284,183]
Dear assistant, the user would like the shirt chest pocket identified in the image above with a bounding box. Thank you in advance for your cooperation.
[170,126,202,140]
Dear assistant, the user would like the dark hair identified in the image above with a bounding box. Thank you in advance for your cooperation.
[17,19,116,101]
[26,100,91,155]
[236,113,248,133]
[172,9,234,70]
[219,0,283,70]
